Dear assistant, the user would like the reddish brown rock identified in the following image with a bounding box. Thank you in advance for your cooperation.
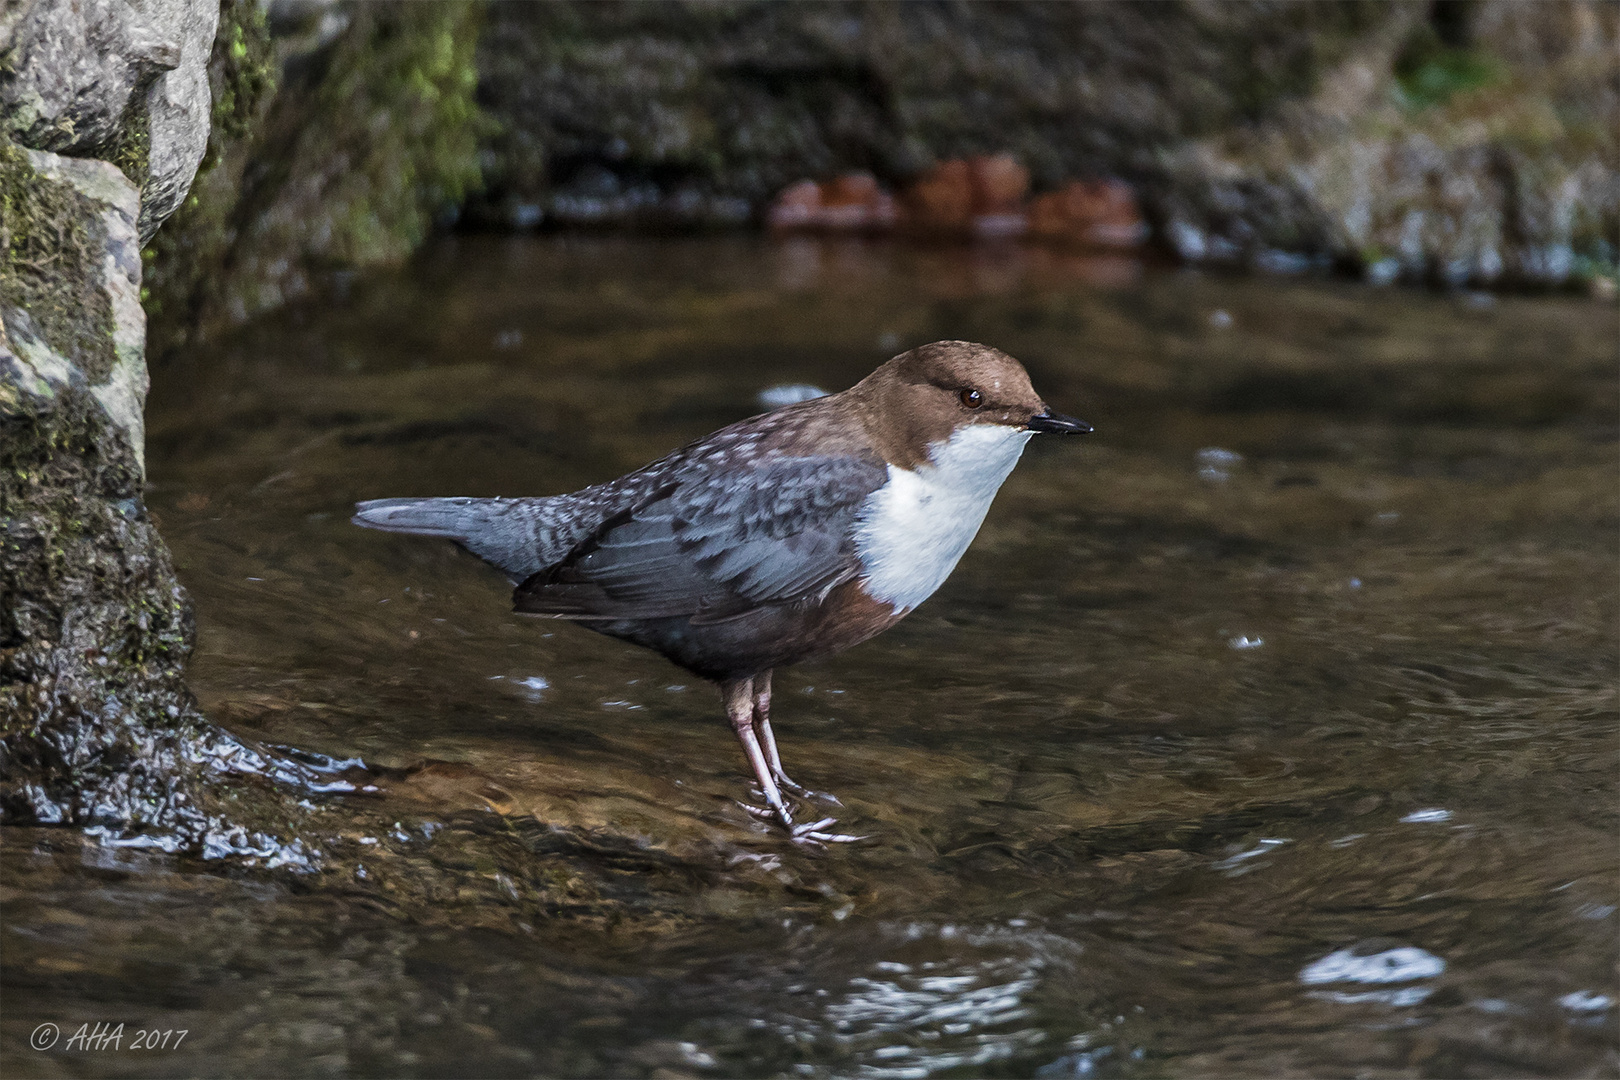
[765,179,822,230]
[966,154,1030,237]
[902,155,1035,237]
[968,154,1028,212]
[1029,179,1147,248]
[765,173,896,232]
[902,158,974,233]
[819,172,896,230]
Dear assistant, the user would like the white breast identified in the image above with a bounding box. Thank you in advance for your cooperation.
[854,424,1033,613]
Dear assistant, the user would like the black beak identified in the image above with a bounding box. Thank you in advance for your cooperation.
[1026,411,1093,435]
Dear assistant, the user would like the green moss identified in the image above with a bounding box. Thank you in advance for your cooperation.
[0,132,117,382]
[1394,21,1502,111]
[300,0,492,266]
[1395,49,1501,110]
[0,390,176,732]
[142,0,277,347]
[109,90,152,187]
[145,0,492,351]
[210,0,277,152]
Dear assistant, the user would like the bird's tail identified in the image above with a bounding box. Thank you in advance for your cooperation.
[352,496,558,581]
[352,496,488,539]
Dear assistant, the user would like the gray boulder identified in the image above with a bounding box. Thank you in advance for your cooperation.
[0,0,220,242]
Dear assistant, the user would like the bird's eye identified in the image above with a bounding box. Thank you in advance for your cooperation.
[959,388,983,409]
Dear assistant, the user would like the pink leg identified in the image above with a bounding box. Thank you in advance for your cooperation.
[750,670,791,786]
[722,677,792,827]
[751,670,838,804]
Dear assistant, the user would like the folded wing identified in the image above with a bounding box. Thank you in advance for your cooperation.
[513,454,887,622]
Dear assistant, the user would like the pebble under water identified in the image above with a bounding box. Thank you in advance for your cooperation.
[4,236,1616,1078]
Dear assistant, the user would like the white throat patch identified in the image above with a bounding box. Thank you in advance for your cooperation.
[854,424,1033,612]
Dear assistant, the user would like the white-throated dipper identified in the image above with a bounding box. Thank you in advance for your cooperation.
[354,341,1090,837]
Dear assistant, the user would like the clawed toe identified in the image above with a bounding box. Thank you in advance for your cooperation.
[726,676,858,841]
[736,800,785,823]
[789,816,867,844]
[735,802,865,843]
[792,828,868,845]
[777,776,843,806]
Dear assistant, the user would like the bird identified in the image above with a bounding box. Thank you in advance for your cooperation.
[353,341,1090,838]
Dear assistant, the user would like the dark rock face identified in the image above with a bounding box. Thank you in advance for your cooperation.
[469,0,1615,287]
[474,1,1398,229]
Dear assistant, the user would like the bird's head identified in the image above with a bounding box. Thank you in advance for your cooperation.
[850,341,1091,469]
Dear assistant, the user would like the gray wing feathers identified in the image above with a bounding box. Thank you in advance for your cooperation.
[675,457,881,603]
[515,454,886,620]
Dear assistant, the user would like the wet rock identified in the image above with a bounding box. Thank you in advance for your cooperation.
[0,0,221,243]
[0,140,207,834]
[0,7,312,857]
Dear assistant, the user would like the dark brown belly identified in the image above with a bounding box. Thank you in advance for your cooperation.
[583,580,906,681]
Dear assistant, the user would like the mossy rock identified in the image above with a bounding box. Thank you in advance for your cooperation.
[0,135,118,385]
[145,0,488,353]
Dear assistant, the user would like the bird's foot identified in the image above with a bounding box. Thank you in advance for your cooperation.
[790,817,866,845]
[737,798,866,844]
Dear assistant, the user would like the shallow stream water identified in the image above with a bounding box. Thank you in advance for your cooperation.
[6,236,1617,1077]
